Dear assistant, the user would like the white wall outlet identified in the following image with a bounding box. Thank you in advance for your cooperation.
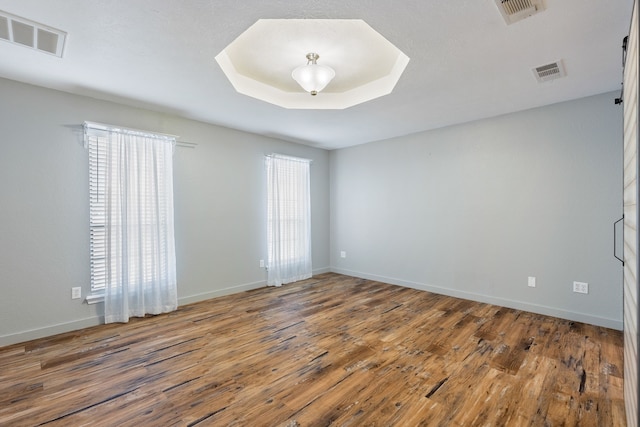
[340,251,347,258]
[573,281,588,294]
[71,287,82,299]
[528,276,536,287]
[259,259,265,268]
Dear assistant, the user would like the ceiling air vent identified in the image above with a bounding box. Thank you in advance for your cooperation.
[0,10,66,57]
[533,60,566,83]
[495,0,545,25]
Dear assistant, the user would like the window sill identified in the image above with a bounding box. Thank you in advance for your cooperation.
[85,293,105,304]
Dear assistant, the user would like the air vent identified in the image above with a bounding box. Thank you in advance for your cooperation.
[533,60,566,83]
[495,0,545,25]
[0,10,66,57]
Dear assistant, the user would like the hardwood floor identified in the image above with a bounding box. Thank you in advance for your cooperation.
[0,273,625,426]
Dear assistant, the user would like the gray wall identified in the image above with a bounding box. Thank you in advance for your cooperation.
[0,77,623,346]
[0,78,330,346]
[330,92,623,329]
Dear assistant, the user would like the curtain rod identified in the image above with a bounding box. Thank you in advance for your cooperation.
[84,121,178,139]
[83,121,198,148]
[266,153,313,163]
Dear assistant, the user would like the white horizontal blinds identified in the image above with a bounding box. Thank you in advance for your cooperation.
[88,132,108,291]
[624,2,640,426]
[266,154,312,286]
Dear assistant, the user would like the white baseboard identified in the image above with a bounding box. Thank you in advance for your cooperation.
[179,267,331,305]
[178,280,266,305]
[1,276,275,348]
[313,267,332,275]
[330,267,623,331]
[0,316,104,348]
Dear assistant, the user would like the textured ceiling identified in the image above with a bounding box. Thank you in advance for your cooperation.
[0,0,633,150]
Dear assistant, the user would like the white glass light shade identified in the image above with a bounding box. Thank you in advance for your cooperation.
[292,63,335,95]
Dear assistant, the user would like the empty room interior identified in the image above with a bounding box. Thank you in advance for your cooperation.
[1,1,639,426]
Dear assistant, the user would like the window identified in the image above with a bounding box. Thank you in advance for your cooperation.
[88,131,107,292]
[265,154,312,286]
[85,122,177,323]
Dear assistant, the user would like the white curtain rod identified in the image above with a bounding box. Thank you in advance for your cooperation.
[84,121,178,139]
[83,121,198,148]
[266,153,313,163]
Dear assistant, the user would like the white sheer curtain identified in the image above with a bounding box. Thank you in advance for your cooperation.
[266,154,312,286]
[85,123,178,323]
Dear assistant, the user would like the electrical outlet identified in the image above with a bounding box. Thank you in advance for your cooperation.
[259,259,265,268]
[71,287,82,299]
[340,251,346,258]
[573,281,588,294]
[528,276,536,288]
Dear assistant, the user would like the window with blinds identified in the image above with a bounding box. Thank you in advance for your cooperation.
[88,133,108,291]
[267,161,303,263]
[265,154,312,286]
[86,123,176,293]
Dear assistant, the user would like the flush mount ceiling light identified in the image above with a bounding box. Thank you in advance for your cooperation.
[215,19,409,109]
[292,53,335,96]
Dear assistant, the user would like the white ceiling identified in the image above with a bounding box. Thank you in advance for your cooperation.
[0,0,633,150]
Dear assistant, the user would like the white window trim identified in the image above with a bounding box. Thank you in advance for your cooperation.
[85,294,104,305]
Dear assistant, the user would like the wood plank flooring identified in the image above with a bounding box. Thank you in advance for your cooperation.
[0,273,625,426]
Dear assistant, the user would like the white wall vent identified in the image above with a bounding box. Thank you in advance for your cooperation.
[533,60,566,83]
[495,0,545,25]
[0,10,66,57]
